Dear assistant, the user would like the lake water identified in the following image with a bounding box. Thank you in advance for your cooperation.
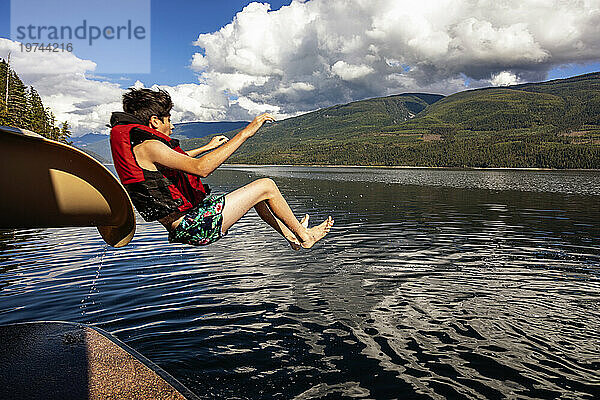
[1,166,599,399]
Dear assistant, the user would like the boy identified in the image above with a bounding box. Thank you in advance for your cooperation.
[109,87,333,249]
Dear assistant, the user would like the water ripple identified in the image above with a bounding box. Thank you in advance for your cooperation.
[1,167,599,399]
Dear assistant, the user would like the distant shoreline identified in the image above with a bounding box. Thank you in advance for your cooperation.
[222,163,600,172]
[102,162,600,172]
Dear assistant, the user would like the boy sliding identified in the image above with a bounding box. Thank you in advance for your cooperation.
[109,88,333,249]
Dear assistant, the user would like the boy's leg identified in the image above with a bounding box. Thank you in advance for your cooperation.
[221,178,333,248]
[222,178,306,238]
[254,200,308,247]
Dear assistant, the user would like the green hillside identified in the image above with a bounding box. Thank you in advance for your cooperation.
[181,73,600,169]
[182,93,444,164]
[408,88,565,132]
[405,72,600,133]
[513,72,600,129]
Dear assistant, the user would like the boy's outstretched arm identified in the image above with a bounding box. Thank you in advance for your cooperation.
[136,113,274,177]
[186,135,229,158]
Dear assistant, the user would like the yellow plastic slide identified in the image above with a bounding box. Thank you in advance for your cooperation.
[0,125,135,247]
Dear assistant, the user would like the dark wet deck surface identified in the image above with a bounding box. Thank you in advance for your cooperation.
[0,322,194,400]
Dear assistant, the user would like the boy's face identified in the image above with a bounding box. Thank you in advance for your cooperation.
[150,115,174,136]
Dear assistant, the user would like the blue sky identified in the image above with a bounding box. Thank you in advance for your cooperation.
[546,62,600,80]
[136,0,292,86]
[0,0,293,87]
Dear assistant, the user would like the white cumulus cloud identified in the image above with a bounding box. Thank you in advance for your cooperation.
[1,38,122,135]
[0,39,244,135]
[490,71,522,87]
[331,61,375,81]
[192,0,600,115]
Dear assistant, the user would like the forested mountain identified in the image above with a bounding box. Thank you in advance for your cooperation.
[403,72,600,133]
[182,93,443,163]
[0,57,70,143]
[179,73,599,169]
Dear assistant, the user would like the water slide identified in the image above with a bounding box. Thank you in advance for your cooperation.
[0,125,198,399]
[0,125,135,247]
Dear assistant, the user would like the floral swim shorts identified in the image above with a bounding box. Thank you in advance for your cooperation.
[168,194,227,246]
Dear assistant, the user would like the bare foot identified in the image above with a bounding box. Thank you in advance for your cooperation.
[288,214,310,250]
[301,216,334,249]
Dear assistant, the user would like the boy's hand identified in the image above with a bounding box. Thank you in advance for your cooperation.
[207,135,229,150]
[244,113,275,137]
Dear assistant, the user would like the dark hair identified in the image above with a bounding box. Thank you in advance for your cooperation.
[122,87,173,125]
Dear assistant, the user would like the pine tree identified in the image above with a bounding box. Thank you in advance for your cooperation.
[45,107,57,140]
[0,58,8,126]
[7,69,29,129]
[0,56,73,141]
[27,87,48,135]
[59,121,72,144]
[51,125,61,141]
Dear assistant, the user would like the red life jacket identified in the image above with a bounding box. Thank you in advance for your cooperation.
[109,112,209,222]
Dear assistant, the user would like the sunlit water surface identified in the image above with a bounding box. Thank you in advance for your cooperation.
[1,166,599,399]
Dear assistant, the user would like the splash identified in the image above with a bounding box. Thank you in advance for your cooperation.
[80,244,108,317]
